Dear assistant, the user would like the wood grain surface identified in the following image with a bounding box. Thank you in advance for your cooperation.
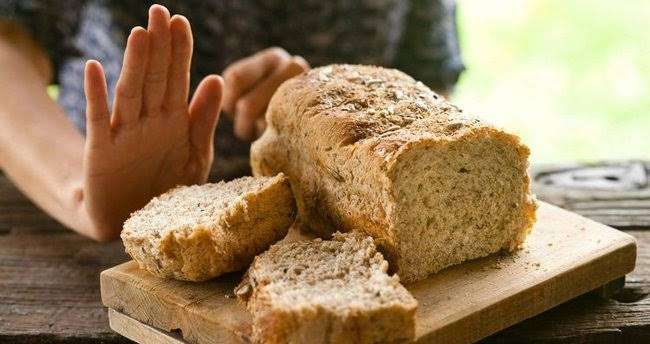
[533,161,650,229]
[0,168,243,344]
[100,202,637,344]
[2,165,650,343]
[109,308,186,344]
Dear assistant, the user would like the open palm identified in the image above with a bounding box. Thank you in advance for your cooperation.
[81,5,223,239]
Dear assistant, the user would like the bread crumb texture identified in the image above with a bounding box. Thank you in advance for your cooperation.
[121,174,296,281]
[251,64,537,283]
[237,232,417,344]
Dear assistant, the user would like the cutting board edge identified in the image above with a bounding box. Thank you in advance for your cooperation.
[108,308,186,344]
[100,202,640,344]
[101,263,251,343]
[416,234,637,344]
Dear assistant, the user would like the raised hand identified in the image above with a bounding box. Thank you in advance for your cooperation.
[222,47,309,141]
[81,5,223,240]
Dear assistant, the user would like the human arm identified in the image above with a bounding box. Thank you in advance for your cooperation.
[0,5,224,241]
[0,20,93,236]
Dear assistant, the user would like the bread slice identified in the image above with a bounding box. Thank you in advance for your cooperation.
[121,174,296,281]
[235,232,417,344]
[251,64,537,283]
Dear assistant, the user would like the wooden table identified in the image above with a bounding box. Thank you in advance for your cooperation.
[1,161,649,343]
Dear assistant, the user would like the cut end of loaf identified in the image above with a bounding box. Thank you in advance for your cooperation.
[237,232,417,343]
[121,174,296,281]
[388,127,537,282]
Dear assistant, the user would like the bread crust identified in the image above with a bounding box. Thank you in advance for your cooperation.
[121,174,296,281]
[237,233,417,344]
[251,65,537,283]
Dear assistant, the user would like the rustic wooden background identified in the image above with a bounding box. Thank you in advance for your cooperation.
[0,161,648,343]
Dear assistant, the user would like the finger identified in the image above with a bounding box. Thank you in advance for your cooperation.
[164,14,193,113]
[143,4,171,114]
[234,56,308,140]
[112,27,149,127]
[189,75,224,158]
[292,55,310,71]
[222,47,290,116]
[254,118,266,138]
[84,60,111,145]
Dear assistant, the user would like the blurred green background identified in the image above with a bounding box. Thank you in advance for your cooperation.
[453,0,649,163]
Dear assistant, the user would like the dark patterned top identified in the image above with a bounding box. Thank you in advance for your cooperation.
[0,0,464,160]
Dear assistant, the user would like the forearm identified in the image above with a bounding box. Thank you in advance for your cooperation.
[0,37,90,235]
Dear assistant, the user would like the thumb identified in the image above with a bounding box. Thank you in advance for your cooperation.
[188,75,224,159]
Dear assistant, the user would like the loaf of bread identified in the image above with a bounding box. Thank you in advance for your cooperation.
[251,64,537,283]
[235,232,417,344]
[121,174,296,281]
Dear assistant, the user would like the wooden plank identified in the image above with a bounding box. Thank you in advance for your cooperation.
[0,226,130,342]
[101,264,252,343]
[100,202,637,344]
[0,176,129,343]
[1,170,648,343]
[106,277,634,344]
[0,170,246,344]
[109,308,186,344]
[412,202,637,343]
[532,161,650,228]
[485,229,650,343]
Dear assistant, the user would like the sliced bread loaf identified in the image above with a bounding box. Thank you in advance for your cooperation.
[121,174,296,281]
[236,232,417,344]
[251,64,537,283]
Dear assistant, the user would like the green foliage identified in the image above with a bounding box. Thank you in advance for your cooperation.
[454,0,649,163]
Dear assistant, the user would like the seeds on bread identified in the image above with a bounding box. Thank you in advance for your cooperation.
[251,64,537,283]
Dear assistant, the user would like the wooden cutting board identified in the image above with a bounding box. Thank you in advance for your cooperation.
[100,202,637,344]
